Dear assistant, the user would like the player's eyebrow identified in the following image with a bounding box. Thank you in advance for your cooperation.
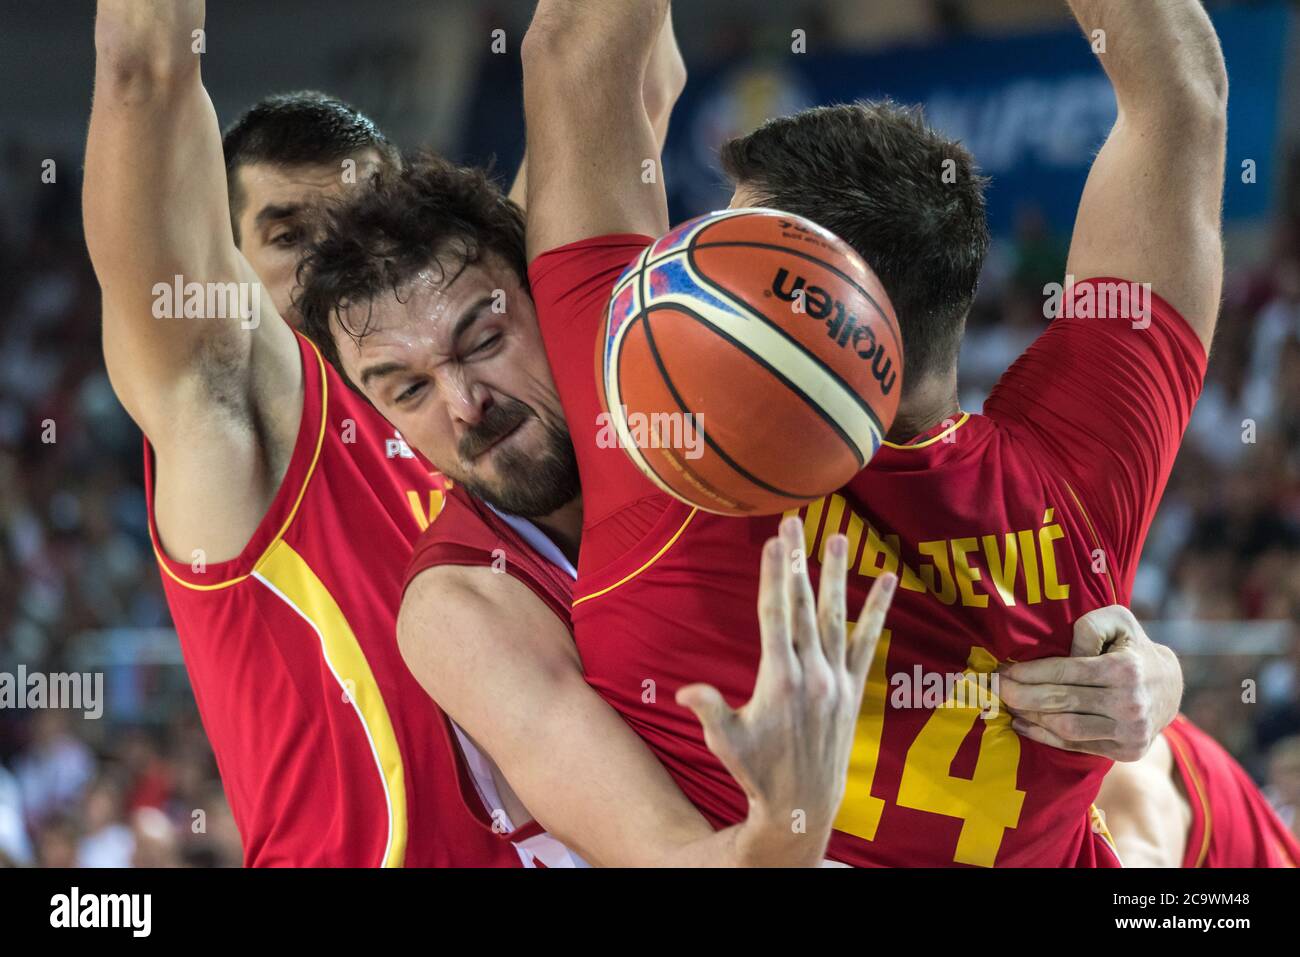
[450,295,497,345]
[254,202,304,228]
[359,361,408,390]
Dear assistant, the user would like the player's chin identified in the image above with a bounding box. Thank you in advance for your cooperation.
[466,419,534,479]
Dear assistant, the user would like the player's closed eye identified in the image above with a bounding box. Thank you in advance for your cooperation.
[395,381,428,405]
[467,332,502,358]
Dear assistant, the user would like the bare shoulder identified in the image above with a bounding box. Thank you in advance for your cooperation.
[399,563,561,646]
[399,561,579,702]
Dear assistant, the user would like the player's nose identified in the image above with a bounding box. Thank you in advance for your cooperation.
[440,368,493,428]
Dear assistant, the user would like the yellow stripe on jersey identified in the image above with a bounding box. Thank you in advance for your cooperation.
[1062,481,1118,606]
[573,507,700,606]
[1165,731,1212,868]
[1089,803,1123,865]
[881,411,970,450]
[152,339,330,592]
[254,539,408,868]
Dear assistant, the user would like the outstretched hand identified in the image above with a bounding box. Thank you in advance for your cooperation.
[678,515,896,865]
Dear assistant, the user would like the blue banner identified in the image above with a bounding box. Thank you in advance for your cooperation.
[662,2,1290,235]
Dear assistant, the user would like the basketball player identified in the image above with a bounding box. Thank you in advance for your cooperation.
[82,0,678,867]
[296,60,1187,872]
[1081,608,1300,867]
[511,0,1225,865]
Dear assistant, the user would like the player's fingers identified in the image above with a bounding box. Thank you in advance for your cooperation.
[848,573,896,685]
[677,683,736,735]
[1012,716,1127,760]
[1070,605,1144,658]
[1010,715,1077,751]
[754,533,798,689]
[1024,710,1117,744]
[816,533,850,667]
[780,516,820,667]
[997,677,1113,716]
[999,654,1107,688]
[676,683,743,768]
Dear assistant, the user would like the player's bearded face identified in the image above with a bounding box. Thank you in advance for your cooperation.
[336,254,580,519]
[452,393,579,518]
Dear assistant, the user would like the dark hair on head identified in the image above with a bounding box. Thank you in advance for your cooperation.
[221,90,401,243]
[295,151,527,377]
[721,100,990,390]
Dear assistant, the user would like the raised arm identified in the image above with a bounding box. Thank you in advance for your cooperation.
[86,0,299,559]
[399,519,895,867]
[520,0,671,258]
[507,10,686,209]
[1064,0,1227,351]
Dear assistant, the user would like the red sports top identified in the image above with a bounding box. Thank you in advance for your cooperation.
[1164,715,1299,867]
[531,234,1207,867]
[402,484,585,866]
[144,331,521,867]
[405,484,574,625]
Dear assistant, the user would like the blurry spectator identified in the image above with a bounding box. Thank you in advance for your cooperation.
[34,815,78,868]
[1265,736,1300,840]
[131,806,181,868]
[120,728,174,814]
[0,762,32,866]
[12,711,94,830]
[77,775,134,868]
[1010,205,1068,295]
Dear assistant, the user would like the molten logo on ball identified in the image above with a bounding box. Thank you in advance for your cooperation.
[602,207,903,517]
[770,267,898,396]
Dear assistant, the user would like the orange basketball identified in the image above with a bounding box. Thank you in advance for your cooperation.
[601,208,903,516]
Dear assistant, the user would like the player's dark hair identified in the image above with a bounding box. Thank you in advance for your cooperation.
[720,100,990,391]
[221,91,401,244]
[295,151,527,377]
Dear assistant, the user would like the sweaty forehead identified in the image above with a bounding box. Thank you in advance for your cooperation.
[340,262,503,356]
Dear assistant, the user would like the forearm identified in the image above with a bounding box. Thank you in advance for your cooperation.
[520,0,671,254]
[88,0,220,281]
[88,0,249,425]
[1066,0,1226,115]
[644,7,687,144]
[646,808,829,868]
[507,12,685,211]
[498,676,826,867]
[95,0,204,81]
[525,0,668,80]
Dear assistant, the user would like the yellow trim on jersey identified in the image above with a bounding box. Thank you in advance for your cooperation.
[152,340,330,592]
[254,539,408,868]
[573,508,700,606]
[1165,730,1212,868]
[881,412,970,450]
[1089,803,1123,865]
[1062,481,1118,606]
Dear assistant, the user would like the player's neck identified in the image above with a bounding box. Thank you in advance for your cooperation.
[887,372,961,445]
[533,496,584,566]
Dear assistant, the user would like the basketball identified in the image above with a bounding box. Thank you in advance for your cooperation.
[601,208,903,516]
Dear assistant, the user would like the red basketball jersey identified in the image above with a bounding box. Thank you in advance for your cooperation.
[145,331,521,867]
[403,485,585,867]
[530,234,1206,867]
[1164,715,1299,868]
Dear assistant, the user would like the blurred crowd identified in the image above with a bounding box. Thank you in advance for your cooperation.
[0,140,241,867]
[1,7,1299,862]
[960,181,1300,828]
